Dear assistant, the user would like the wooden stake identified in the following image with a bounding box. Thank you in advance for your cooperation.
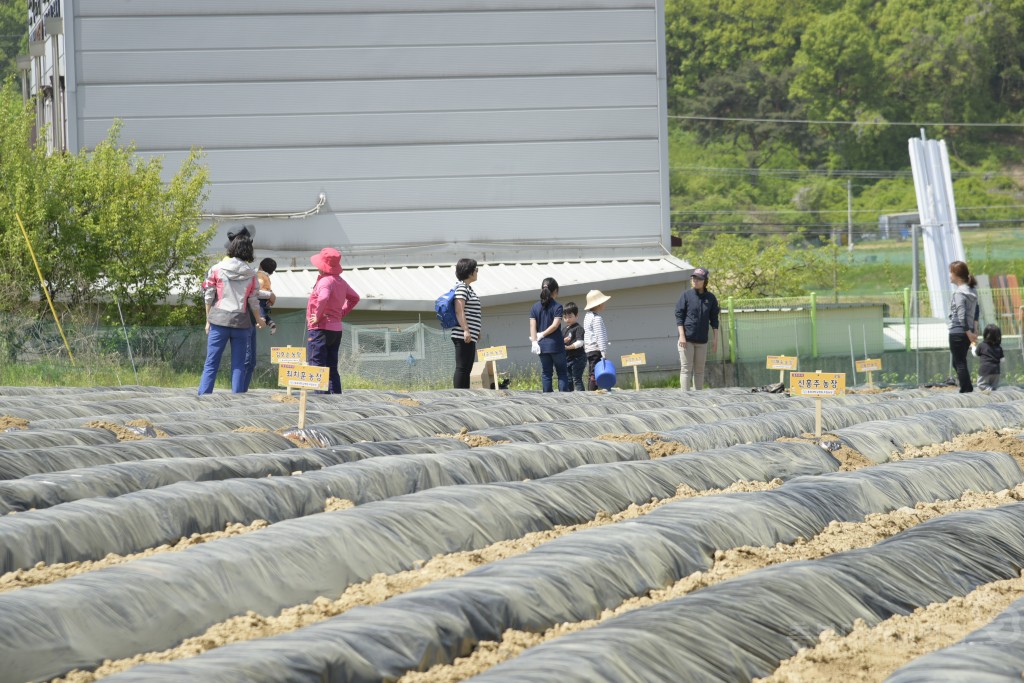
[298,388,308,429]
[491,360,499,391]
[779,369,785,385]
[633,365,640,391]
[867,371,874,389]
[815,397,822,438]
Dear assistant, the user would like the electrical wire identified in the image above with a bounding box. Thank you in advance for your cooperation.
[671,114,1024,128]
[199,192,327,220]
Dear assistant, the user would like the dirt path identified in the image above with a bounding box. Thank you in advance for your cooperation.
[50,480,780,682]
[45,427,1024,682]
[400,486,1024,683]
[0,520,268,593]
[597,432,691,458]
[758,568,1024,682]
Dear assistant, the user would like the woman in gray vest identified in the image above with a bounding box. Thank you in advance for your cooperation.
[947,260,978,393]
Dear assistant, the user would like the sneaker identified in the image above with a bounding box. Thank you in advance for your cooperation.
[269,321,278,335]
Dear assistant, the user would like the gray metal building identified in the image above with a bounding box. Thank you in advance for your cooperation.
[31,0,696,378]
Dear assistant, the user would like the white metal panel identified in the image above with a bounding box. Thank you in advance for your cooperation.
[269,256,690,310]
[76,43,655,85]
[211,205,664,252]
[154,140,660,183]
[75,74,659,118]
[76,1,655,17]
[204,173,661,213]
[71,0,669,265]
[80,108,660,151]
[909,138,965,321]
[77,10,655,51]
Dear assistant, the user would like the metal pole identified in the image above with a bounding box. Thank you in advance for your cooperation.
[727,296,736,364]
[115,295,140,385]
[810,291,818,358]
[848,325,857,385]
[847,179,853,252]
[911,224,920,318]
[903,288,911,353]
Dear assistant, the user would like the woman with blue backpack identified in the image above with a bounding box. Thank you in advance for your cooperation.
[448,258,481,389]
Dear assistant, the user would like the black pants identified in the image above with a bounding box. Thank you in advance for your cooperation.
[586,351,603,391]
[452,338,476,389]
[948,333,973,393]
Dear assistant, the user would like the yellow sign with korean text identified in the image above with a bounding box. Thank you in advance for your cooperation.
[766,355,799,370]
[277,364,329,391]
[855,358,882,372]
[477,346,508,362]
[620,353,647,367]
[271,346,307,365]
[790,372,846,397]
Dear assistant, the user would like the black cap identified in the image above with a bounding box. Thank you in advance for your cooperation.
[224,224,256,249]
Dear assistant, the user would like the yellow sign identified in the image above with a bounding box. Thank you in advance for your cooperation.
[277,364,329,390]
[477,346,508,362]
[271,346,307,364]
[856,358,882,372]
[790,372,846,397]
[620,353,647,367]
[766,355,799,370]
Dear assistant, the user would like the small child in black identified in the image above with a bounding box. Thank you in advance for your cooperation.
[562,302,586,391]
[973,323,1004,390]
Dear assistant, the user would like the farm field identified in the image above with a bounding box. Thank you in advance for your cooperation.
[2,385,1024,682]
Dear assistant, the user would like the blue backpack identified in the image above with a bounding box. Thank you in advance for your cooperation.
[435,287,459,328]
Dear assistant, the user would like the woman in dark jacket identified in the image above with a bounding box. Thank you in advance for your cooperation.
[675,267,719,391]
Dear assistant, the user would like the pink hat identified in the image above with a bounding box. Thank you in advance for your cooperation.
[311,247,342,275]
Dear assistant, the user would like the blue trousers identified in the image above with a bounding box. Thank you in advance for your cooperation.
[307,328,343,394]
[198,324,250,394]
[539,350,569,392]
[242,325,258,392]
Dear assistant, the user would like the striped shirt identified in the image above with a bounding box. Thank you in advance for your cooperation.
[451,281,482,342]
[583,311,608,355]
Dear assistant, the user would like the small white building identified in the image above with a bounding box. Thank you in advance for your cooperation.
[24,0,693,377]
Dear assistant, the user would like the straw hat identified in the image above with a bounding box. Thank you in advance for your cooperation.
[584,289,611,311]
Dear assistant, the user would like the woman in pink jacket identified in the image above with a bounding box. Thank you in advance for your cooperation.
[306,247,360,394]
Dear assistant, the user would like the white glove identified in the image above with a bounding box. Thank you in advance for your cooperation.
[531,340,541,355]
[571,340,584,350]
[537,331,546,341]
[971,346,978,357]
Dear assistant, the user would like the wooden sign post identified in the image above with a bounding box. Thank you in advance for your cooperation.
[855,358,883,388]
[790,371,846,437]
[277,363,329,429]
[271,346,307,397]
[620,353,647,390]
[476,346,508,391]
[766,355,799,385]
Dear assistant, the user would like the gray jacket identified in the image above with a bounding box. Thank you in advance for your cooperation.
[947,284,978,334]
[202,257,261,328]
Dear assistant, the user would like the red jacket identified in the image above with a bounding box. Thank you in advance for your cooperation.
[307,274,360,331]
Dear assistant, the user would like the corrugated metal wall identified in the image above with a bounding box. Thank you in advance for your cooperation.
[69,0,668,266]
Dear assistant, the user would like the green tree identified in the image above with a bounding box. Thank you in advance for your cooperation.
[0,83,213,323]
[677,231,844,298]
[0,1,27,85]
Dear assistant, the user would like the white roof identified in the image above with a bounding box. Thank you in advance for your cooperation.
[272,256,693,311]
